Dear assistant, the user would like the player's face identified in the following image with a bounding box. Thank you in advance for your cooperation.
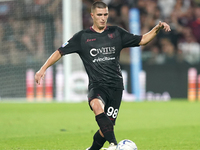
[91,7,109,31]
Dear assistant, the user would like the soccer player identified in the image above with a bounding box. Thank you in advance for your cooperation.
[35,1,171,150]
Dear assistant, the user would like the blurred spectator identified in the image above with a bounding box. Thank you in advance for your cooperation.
[160,38,177,64]
[23,0,61,55]
[22,19,45,62]
[188,6,200,43]
[170,0,191,26]
[141,0,158,29]
[82,0,93,29]
[6,41,26,65]
[158,0,176,19]
[0,23,7,64]
[145,46,165,65]
[3,17,28,64]
[54,14,63,50]
[107,7,122,26]
[0,0,63,65]
[178,27,200,64]
[107,0,129,29]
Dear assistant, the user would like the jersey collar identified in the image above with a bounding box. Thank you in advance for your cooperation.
[90,26,109,33]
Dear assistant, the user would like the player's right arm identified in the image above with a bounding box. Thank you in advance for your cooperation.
[35,50,62,85]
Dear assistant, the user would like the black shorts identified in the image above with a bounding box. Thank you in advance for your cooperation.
[88,86,123,124]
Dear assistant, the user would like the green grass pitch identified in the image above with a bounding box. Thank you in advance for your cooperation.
[0,100,200,150]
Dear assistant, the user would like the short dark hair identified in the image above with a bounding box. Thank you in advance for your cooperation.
[91,1,108,13]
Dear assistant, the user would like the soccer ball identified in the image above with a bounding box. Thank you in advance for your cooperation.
[116,139,138,150]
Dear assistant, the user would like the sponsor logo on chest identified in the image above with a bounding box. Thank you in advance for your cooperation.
[90,47,115,57]
[89,47,116,63]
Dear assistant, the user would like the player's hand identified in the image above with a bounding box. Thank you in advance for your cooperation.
[35,69,45,85]
[158,21,171,32]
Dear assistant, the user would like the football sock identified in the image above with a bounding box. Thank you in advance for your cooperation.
[89,130,106,150]
[95,113,117,145]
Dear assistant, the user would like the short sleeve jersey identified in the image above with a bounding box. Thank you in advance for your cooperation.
[58,26,142,90]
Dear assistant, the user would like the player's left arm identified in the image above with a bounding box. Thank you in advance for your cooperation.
[139,21,171,46]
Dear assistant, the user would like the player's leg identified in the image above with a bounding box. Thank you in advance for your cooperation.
[87,129,106,150]
[87,88,118,149]
[104,88,123,150]
[89,98,117,149]
[88,98,106,150]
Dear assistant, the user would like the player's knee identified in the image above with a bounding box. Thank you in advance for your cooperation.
[90,99,104,115]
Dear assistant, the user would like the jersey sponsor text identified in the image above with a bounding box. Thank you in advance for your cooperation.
[90,47,115,57]
[93,57,115,63]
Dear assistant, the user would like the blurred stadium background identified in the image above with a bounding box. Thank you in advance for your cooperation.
[0,0,200,101]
